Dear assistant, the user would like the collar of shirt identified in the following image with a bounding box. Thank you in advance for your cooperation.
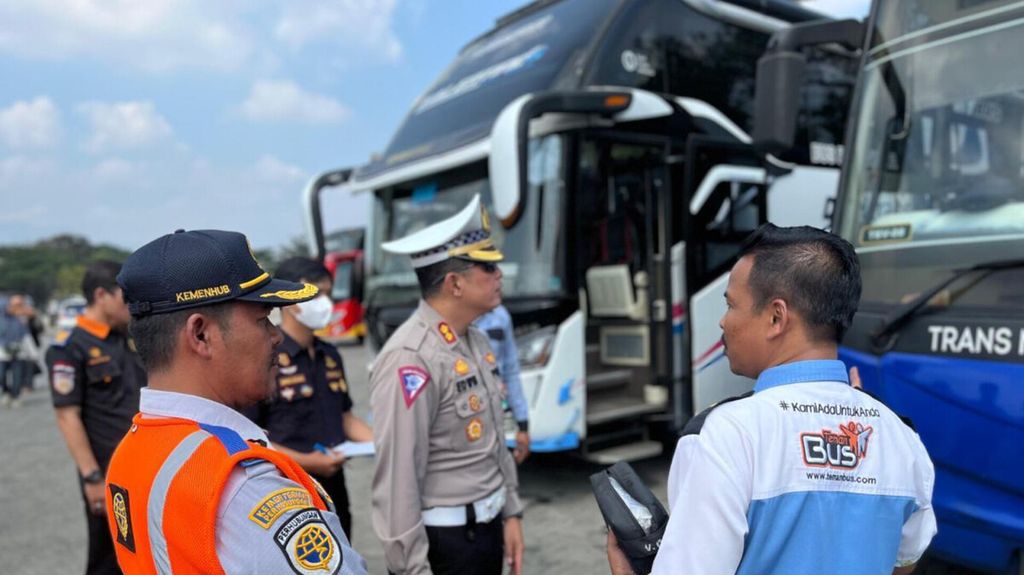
[277,331,305,360]
[753,359,849,393]
[416,299,463,348]
[139,388,270,444]
[77,315,111,340]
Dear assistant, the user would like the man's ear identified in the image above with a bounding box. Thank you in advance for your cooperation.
[182,312,219,359]
[445,272,463,298]
[768,298,789,339]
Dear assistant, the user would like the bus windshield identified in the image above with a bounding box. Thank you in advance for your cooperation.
[367,135,566,304]
[359,0,617,179]
[839,6,1024,252]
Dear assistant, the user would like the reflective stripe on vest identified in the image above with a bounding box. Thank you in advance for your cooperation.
[149,430,209,575]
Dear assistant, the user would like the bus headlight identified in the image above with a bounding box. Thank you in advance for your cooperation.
[516,326,556,369]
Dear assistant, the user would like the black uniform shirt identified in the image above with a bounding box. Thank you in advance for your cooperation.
[45,315,146,466]
[247,333,353,453]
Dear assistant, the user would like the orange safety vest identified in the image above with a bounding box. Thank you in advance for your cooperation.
[104,414,331,575]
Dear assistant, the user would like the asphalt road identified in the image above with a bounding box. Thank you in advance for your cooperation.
[0,341,987,574]
[0,343,670,574]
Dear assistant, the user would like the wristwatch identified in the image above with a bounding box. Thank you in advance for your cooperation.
[82,469,103,485]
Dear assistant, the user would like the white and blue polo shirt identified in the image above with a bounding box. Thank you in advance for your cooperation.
[653,360,936,574]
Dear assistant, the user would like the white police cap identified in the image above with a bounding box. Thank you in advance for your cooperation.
[381,194,503,269]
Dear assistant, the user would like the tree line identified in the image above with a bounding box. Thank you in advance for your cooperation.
[0,234,306,306]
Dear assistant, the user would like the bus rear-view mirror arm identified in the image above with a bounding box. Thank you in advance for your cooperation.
[489,89,672,228]
[753,18,864,156]
[302,168,353,260]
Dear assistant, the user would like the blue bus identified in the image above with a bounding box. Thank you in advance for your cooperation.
[756,2,1024,573]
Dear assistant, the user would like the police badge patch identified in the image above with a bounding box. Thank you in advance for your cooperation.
[274,509,342,575]
[51,362,75,395]
[398,366,430,408]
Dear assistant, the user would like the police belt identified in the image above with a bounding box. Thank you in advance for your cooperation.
[422,486,506,527]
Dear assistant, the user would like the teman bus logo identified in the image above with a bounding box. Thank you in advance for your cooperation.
[801,421,873,469]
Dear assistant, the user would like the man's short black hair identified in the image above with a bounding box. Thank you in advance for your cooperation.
[275,257,330,284]
[82,260,122,305]
[129,304,233,372]
[415,258,475,299]
[739,223,861,343]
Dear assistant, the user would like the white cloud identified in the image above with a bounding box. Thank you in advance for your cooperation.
[240,80,350,124]
[0,96,61,150]
[274,0,402,62]
[78,101,172,153]
[0,0,255,72]
[255,154,306,182]
[91,158,139,181]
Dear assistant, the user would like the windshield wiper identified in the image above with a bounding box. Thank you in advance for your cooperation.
[871,257,1024,350]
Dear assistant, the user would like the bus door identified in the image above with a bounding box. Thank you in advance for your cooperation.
[683,136,767,417]
[576,133,674,455]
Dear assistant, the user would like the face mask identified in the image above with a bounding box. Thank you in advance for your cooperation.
[293,294,333,330]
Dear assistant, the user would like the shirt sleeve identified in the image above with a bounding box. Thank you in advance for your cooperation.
[652,411,753,575]
[216,462,367,575]
[45,344,85,408]
[497,310,528,424]
[896,438,938,567]
[370,349,437,575]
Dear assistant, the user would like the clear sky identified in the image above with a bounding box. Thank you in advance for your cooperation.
[0,0,867,252]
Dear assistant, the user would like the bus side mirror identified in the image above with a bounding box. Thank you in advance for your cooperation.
[753,51,806,156]
[489,90,668,227]
[752,18,864,158]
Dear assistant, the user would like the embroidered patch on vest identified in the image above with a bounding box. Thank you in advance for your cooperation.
[398,366,430,408]
[274,509,343,575]
[249,488,313,529]
[109,483,135,553]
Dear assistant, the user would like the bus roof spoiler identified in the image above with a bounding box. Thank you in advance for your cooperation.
[489,88,672,227]
[303,168,353,260]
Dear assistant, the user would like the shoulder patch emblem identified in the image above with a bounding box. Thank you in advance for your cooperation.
[398,365,430,408]
[278,353,291,367]
[249,488,313,529]
[325,356,337,369]
[51,362,75,395]
[438,322,457,344]
[484,352,496,365]
[454,358,470,376]
[274,509,342,575]
[109,483,135,552]
[89,346,102,358]
[465,417,484,442]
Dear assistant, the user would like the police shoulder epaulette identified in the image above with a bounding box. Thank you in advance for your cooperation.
[401,321,430,352]
[51,330,72,347]
[681,391,754,437]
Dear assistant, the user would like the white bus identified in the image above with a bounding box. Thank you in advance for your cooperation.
[307,0,855,462]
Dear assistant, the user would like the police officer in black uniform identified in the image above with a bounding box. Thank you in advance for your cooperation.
[46,260,146,575]
[244,257,373,538]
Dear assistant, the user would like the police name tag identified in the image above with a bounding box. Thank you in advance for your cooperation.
[274,509,342,575]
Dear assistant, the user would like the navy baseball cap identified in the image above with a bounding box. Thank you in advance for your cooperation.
[117,229,318,317]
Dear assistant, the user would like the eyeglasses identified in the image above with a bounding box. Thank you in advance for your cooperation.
[473,262,499,274]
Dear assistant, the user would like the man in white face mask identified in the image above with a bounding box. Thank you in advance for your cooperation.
[243,256,374,540]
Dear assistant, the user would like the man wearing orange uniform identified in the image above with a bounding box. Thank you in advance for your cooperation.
[104,229,367,575]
